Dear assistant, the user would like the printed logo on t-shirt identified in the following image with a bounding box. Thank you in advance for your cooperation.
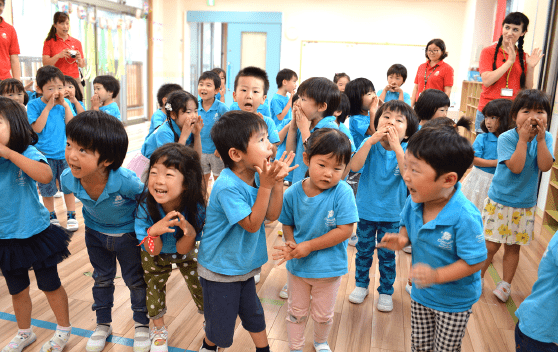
[325,210,336,227]
[113,195,125,206]
[476,233,484,243]
[394,165,400,176]
[16,169,26,186]
[437,231,453,250]
[214,113,219,118]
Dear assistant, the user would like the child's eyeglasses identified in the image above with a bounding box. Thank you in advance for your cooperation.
[427,50,440,54]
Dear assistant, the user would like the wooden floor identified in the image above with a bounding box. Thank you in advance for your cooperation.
[0,121,554,352]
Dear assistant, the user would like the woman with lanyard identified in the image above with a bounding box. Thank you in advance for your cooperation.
[476,12,543,132]
[410,38,454,107]
[42,12,85,79]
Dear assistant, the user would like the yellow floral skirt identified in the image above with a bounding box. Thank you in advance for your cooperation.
[481,197,536,245]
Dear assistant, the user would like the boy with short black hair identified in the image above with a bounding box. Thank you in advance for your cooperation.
[27,65,78,232]
[92,75,121,121]
[198,70,229,186]
[377,64,411,105]
[198,110,295,352]
[149,83,183,135]
[60,110,150,352]
[271,68,297,126]
[379,125,487,351]
[233,66,280,149]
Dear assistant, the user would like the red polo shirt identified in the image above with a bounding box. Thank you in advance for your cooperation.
[0,17,20,79]
[478,43,527,112]
[42,34,84,78]
[413,59,454,96]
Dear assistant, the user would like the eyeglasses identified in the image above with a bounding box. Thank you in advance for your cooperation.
[427,50,440,54]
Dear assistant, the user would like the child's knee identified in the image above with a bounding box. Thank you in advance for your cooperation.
[287,313,307,324]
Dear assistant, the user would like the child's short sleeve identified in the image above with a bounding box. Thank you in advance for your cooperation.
[218,102,229,116]
[270,98,282,118]
[120,170,145,199]
[351,115,370,139]
[264,116,280,144]
[455,209,487,265]
[135,202,154,242]
[278,186,295,226]
[27,100,42,125]
[545,132,554,161]
[399,196,413,229]
[334,182,358,225]
[472,134,485,158]
[216,186,253,225]
[497,131,517,163]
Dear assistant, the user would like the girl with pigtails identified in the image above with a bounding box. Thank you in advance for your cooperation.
[475,12,543,132]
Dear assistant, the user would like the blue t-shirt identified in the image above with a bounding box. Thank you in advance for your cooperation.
[135,202,204,254]
[401,183,487,313]
[198,168,267,276]
[349,114,371,150]
[70,101,85,114]
[515,231,558,344]
[148,109,167,135]
[27,98,76,160]
[377,89,411,105]
[292,116,339,184]
[229,100,271,117]
[141,119,192,159]
[356,140,407,222]
[61,167,143,234]
[99,102,121,121]
[338,122,356,153]
[472,132,498,174]
[0,146,50,239]
[279,180,358,278]
[270,93,291,127]
[199,98,229,154]
[263,115,280,144]
[488,129,554,208]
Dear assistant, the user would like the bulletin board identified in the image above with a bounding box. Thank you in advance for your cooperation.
[299,40,427,93]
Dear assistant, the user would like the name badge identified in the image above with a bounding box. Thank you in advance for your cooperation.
[501,88,513,97]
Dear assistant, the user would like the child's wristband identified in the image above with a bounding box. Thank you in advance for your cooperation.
[138,227,157,253]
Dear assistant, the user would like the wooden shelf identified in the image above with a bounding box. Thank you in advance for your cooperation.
[459,80,482,143]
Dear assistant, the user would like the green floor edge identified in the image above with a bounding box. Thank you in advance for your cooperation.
[486,263,518,324]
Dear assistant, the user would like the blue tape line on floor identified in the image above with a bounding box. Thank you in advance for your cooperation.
[0,312,194,352]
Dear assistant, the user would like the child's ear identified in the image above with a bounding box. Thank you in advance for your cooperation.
[228,147,242,163]
[282,79,288,87]
[262,94,267,102]
[162,97,167,106]
[302,152,310,166]
[232,91,237,102]
[317,102,327,113]
[100,159,113,168]
[442,172,458,188]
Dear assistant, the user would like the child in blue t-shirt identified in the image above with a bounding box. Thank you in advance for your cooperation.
[348,100,419,312]
[287,77,341,184]
[64,75,85,114]
[198,111,295,352]
[0,97,72,352]
[480,89,554,303]
[197,71,229,186]
[27,65,78,232]
[333,92,356,152]
[379,124,487,351]
[211,67,226,103]
[148,83,183,136]
[60,111,150,352]
[273,128,358,352]
[135,143,207,351]
[141,90,202,159]
[92,75,121,120]
[514,231,558,350]
[270,68,297,127]
[377,64,412,105]
[462,99,513,211]
[231,67,281,153]
[414,88,450,127]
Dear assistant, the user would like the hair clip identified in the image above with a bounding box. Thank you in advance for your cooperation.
[165,103,172,111]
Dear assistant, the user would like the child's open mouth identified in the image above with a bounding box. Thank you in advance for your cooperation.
[154,189,167,194]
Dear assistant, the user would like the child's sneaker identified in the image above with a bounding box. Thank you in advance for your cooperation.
[348,287,368,304]
[313,341,332,352]
[2,328,36,352]
[254,273,261,284]
[66,212,78,232]
[377,294,393,312]
[348,234,358,247]
[402,245,412,254]
[50,212,60,227]
[405,282,412,295]
[54,191,63,198]
[133,325,150,352]
[493,281,511,302]
[150,326,168,352]
[279,283,288,299]
[86,324,112,352]
[41,326,71,352]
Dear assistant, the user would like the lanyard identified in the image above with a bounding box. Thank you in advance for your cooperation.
[501,48,514,89]
[424,62,439,88]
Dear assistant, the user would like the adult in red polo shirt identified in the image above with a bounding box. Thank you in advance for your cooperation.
[0,0,21,80]
[476,12,543,132]
[410,38,454,107]
[42,12,85,79]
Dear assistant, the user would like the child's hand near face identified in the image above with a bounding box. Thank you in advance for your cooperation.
[54,91,66,106]
[533,117,547,142]
[192,116,204,135]
[46,93,57,110]
[294,105,310,132]
[255,158,283,189]
[175,212,196,238]
[386,125,403,151]
[368,125,389,145]
[91,94,101,110]
[150,210,183,237]
[273,151,298,180]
